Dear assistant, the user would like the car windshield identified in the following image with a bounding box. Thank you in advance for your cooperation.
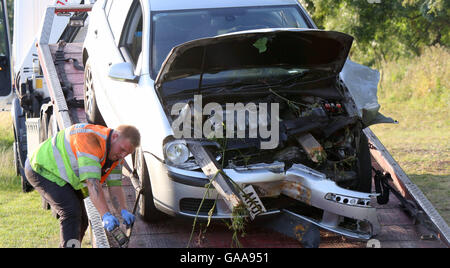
[151,5,309,79]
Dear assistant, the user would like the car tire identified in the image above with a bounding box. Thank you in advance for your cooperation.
[83,58,105,126]
[134,147,165,222]
[355,131,372,193]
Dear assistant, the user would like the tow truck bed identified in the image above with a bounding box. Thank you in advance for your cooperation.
[48,42,86,124]
[112,164,447,248]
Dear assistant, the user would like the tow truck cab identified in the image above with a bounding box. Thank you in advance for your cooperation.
[0,0,12,106]
[7,0,85,192]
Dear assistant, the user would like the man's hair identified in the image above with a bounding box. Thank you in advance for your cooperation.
[116,125,141,147]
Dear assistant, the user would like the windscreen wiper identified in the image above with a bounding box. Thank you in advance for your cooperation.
[267,70,335,88]
[163,81,266,99]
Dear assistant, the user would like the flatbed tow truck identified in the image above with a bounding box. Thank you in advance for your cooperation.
[3,1,449,248]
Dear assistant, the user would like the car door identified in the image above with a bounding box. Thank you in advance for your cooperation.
[0,0,12,110]
[103,0,145,127]
[88,0,134,125]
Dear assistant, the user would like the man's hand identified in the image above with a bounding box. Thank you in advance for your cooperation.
[121,209,135,227]
[102,212,120,232]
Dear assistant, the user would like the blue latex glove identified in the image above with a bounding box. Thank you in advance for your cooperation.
[121,209,136,227]
[102,212,120,232]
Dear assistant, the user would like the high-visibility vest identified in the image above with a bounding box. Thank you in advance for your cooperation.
[30,123,123,191]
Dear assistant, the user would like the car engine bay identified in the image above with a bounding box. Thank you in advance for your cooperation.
[162,75,372,193]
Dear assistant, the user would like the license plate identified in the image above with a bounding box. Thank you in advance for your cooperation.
[240,185,267,220]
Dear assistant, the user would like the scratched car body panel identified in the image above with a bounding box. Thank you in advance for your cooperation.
[83,0,393,239]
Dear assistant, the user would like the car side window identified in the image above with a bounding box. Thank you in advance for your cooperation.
[119,0,143,67]
[107,0,134,42]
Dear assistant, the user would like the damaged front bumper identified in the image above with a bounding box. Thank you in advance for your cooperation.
[167,161,380,240]
[283,164,379,239]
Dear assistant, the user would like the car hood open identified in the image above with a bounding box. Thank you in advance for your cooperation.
[155,28,354,86]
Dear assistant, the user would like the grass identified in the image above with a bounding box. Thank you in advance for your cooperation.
[0,189,61,247]
[0,112,94,248]
[0,112,60,247]
[370,45,450,224]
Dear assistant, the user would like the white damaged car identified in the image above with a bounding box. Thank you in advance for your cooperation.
[83,0,394,239]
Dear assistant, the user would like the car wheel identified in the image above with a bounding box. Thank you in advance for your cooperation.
[134,147,165,222]
[83,58,105,126]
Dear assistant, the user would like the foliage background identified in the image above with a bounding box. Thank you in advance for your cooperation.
[298,0,449,223]
[299,0,449,68]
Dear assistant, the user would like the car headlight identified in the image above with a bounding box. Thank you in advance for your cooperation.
[164,141,190,165]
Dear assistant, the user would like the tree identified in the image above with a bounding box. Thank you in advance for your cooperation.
[299,0,449,67]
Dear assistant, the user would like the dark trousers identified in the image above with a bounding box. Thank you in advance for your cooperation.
[25,159,88,248]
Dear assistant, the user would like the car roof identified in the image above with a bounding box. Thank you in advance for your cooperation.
[147,0,300,11]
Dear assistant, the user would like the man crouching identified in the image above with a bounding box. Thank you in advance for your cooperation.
[25,123,140,247]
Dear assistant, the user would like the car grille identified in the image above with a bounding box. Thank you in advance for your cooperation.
[180,198,217,215]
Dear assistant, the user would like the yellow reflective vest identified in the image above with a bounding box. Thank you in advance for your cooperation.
[30,123,123,191]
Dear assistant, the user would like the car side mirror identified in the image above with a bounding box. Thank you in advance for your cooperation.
[108,62,139,83]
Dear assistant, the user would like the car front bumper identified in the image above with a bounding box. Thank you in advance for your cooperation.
[146,154,380,239]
